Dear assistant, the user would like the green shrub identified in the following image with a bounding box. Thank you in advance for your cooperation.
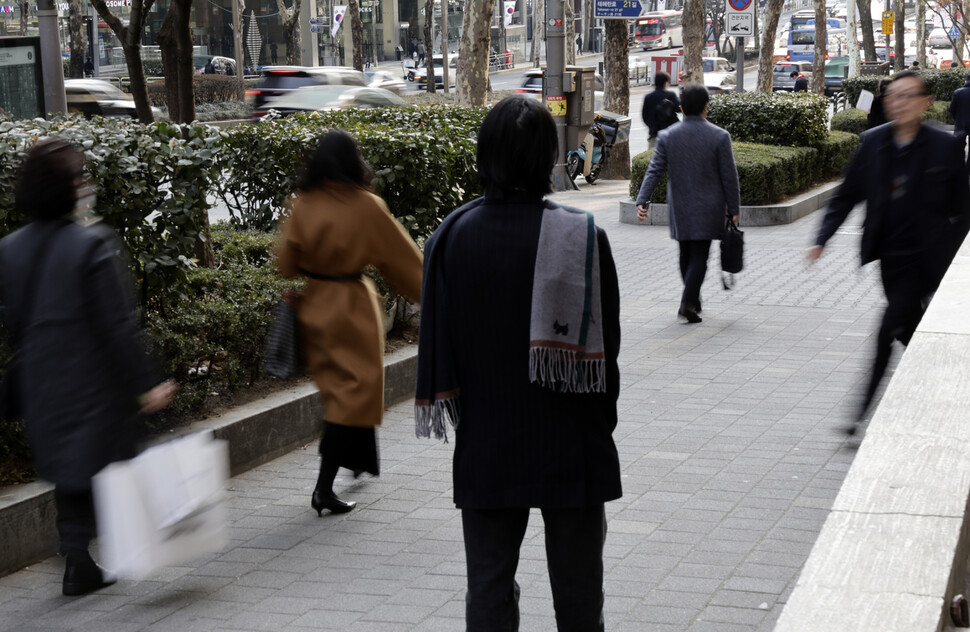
[818,131,861,178]
[842,75,883,108]
[924,100,954,124]
[844,68,969,105]
[831,108,868,134]
[142,58,164,77]
[707,91,829,147]
[147,75,244,107]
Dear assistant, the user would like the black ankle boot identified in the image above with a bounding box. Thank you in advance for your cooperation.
[63,551,114,597]
[311,489,356,516]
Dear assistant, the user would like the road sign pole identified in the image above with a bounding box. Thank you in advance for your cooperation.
[735,37,743,92]
[546,0,573,192]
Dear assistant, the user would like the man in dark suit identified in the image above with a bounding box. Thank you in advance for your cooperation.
[641,71,681,150]
[791,70,808,92]
[809,71,970,432]
[948,72,970,166]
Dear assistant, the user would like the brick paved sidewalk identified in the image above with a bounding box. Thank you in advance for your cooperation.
[0,180,884,632]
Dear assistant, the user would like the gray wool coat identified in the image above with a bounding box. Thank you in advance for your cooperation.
[0,219,158,492]
[636,116,741,241]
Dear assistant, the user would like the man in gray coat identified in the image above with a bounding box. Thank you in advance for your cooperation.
[636,84,741,323]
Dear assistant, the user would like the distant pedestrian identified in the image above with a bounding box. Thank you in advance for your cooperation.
[416,95,622,630]
[641,71,681,151]
[808,71,970,432]
[276,130,423,515]
[83,57,94,77]
[417,42,426,64]
[270,41,278,64]
[635,84,741,324]
[791,70,808,92]
[948,71,970,165]
[395,44,403,61]
[867,77,892,129]
[0,138,176,597]
[910,60,920,69]
[204,59,215,74]
[576,34,583,54]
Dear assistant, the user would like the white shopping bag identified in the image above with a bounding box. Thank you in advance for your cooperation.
[93,431,230,580]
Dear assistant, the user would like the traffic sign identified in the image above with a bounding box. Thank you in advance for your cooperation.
[310,25,327,33]
[593,0,642,20]
[309,16,326,25]
[882,11,893,35]
[726,0,755,37]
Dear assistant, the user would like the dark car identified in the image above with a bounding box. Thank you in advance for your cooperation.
[246,66,366,109]
[824,57,849,96]
[772,61,813,91]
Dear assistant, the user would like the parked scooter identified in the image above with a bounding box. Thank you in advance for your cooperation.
[566,112,630,185]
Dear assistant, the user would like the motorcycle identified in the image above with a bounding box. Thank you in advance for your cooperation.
[566,113,622,185]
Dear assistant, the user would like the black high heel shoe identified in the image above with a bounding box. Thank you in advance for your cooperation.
[311,489,356,516]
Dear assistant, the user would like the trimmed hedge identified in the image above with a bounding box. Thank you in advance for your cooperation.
[831,108,868,134]
[630,131,860,205]
[147,75,245,106]
[707,91,829,147]
[843,68,968,106]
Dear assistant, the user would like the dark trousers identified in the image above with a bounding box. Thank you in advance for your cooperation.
[678,240,712,310]
[957,131,970,173]
[54,488,97,556]
[862,253,938,415]
[462,505,606,632]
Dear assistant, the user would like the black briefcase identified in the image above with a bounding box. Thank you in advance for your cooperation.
[720,216,744,288]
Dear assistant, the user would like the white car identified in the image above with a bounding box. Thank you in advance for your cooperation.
[701,57,737,94]
[928,27,951,48]
[64,79,161,119]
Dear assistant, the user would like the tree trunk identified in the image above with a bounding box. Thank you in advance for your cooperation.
[681,0,705,84]
[18,0,27,35]
[811,0,826,94]
[68,0,85,78]
[758,0,784,92]
[424,0,436,92]
[600,19,629,180]
[857,0,877,62]
[92,0,156,123]
[894,0,904,71]
[158,0,195,123]
[276,0,303,65]
[566,0,576,65]
[584,0,593,53]
[348,0,364,70]
[456,0,494,106]
[531,0,544,65]
[916,0,925,66]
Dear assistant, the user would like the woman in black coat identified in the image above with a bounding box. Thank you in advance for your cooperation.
[0,139,175,596]
[416,97,622,631]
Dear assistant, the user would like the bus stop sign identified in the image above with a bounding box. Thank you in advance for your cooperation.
[594,0,642,19]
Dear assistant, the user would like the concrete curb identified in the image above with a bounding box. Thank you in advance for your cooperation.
[618,179,841,226]
[0,346,418,577]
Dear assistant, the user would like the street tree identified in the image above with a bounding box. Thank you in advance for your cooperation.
[705,0,726,57]
[531,0,544,66]
[68,0,84,78]
[916,0,926,66]
[811,0,826,93]
[18,0,26,34]
[600,20,630,179]
[682,0,705,84]
[856,0,878,62]
[757,0,785,92]
[423,0,436,92]
[157,0,195,123]
[927,0,967,64]
[566,0,576,65]
[91,0,156,123]
[275,0,303,65]
[347,0,364,70]
[894,0,905,71]
[456,0,495,106]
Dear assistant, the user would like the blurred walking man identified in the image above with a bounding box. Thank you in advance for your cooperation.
[949,71,970,166]
[809,71,970,432]
[636,84,741,324]
[641,71,681,151]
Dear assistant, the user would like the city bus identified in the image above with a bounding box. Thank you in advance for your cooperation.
[634,11,684,51]
[790,10,815,32]
[787,28,828,62]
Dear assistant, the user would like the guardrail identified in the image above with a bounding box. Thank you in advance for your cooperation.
[774,233,970,631]
[829,91,847,113]
[629,66,652,86]
[488,51,515,71]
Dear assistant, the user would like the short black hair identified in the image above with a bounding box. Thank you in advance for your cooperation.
[877,77,893,95]
[891,70,929,95]
[790,70,799,78]
[655,71,670,89]
[297,129,374,192]
[15,137,83,220]
[680,84,710,116]
[477,95,557,200]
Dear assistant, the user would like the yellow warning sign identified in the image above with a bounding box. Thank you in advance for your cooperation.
[546,95,567,117]
[882,11,894,35]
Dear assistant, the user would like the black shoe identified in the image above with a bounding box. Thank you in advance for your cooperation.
[353,469,364,479]
[63,551,114,597]
[311,489,356,516]
[678,306,702,324]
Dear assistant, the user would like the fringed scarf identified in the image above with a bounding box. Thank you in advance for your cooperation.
[414,197,606,442]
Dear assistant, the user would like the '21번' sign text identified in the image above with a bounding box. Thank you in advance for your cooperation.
[594,0,642,19]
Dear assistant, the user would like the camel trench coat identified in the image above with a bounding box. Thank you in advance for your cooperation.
[277,184,422,428]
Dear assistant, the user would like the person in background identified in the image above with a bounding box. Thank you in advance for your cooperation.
[636,84,741,324]
[416,95,622,631]
[948,71,970,167]
[809,71,970,433]
[277,130,422,516]
[867,77,893,129]
[0,138,176,597]
[791,70,808,92]
[641,71,681,151]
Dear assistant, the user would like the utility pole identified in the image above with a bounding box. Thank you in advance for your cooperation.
[545,0,572,191]
[233,0,244,81]
[37,0,66,115]
[442,0,449,93]
[847,0,859,77]
[735,36,743,92]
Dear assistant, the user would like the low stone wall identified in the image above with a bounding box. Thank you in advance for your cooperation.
[774,236,970,631]
[0,347,418,577]
[619,180,840,227]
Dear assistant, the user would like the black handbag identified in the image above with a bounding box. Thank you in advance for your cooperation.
[720,215,744,289]
[261,290,305,379]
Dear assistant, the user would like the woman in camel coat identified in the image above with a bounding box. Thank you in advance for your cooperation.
[277,130,422,515]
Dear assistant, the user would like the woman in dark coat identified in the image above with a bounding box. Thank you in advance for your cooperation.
[868,78,893,129]
[416,96,622,631]
[0,138,175,596]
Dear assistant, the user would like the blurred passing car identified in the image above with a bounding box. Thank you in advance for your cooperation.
[252,85,409,119]
[928,27,951,48]
[247,66,366,109]
[413,54,459,90]
[701,57,737,94]
[364,70,406,95]
[515,69,605,107]
[65,79,161,119]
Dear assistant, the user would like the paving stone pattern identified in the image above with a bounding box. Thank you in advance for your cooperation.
[0,181,887,631]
